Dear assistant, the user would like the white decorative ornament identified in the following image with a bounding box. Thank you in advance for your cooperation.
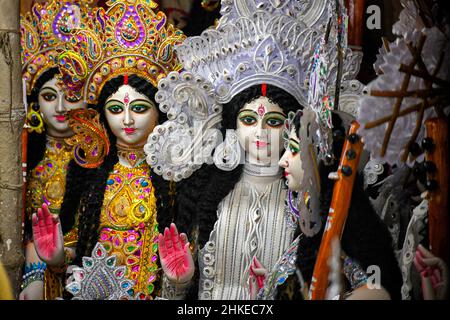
[340,79,367,118]
[65,242,141,300]
[144,71,222,182]
[363,158,386,188]
[357,26,450,166]
[176,10,326,107]
[400,199,428,300]
[219,0,328,27]
[392,0,425,43]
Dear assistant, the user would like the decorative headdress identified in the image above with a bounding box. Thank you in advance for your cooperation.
[177,1,329,107]
[20,0,93,96]
[144,0,333,182]
[57,0,186,104]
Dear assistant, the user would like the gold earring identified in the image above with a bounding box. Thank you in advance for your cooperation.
[26,102,45,134]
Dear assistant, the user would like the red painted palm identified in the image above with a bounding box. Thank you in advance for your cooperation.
[158,223,195,284]
[32,203,65,266]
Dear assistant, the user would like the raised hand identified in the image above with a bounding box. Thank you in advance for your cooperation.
[32,203,65,266]
[159,223,195,284]
[414,244,448,300]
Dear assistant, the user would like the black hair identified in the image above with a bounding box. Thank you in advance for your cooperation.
[26,67,60,172]
[59,75,172,264]
[288,112,402,299]
[171,84,303,299]
[24,67,60,239]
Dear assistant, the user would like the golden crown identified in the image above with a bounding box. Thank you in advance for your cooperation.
[20,0,93,96]
[58,0,186,104]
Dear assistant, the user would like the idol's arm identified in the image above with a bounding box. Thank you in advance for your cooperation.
[341,254,390,300]
[414,244,448,300]
[159,223,195,299]
[345,285,391,300]
[161,274,193,300]
[19,242,45,300]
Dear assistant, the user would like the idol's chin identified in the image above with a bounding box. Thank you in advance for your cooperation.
[46,122,69,132]
[45,124,73,138]
[245,151,277,166]
[116,136,144,148]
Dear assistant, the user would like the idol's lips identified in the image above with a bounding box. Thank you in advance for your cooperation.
[124,127,136,134]
[255,141,269,148]
[284,171,290,177]
[55,115,66,122]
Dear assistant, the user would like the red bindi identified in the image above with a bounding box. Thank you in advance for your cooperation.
[257,104,265,117]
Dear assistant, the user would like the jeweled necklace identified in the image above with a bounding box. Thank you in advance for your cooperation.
[46,135,70,152]
[243,162,282,177]
[117,144,146,168]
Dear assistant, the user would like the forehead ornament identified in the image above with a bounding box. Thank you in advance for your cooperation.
[257,104,266,117]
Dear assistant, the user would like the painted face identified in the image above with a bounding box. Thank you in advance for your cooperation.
[104,84,158,147]
[38,77,86,138]
[279,126,303,191]
[236,96,286,166]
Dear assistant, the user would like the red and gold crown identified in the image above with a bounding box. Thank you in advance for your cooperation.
[20,0,93,96]
[58,0,186,104]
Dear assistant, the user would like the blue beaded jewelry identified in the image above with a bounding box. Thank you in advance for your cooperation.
[21,262,46,290]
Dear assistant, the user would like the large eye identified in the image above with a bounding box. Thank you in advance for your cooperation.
[239,115,257,126]
[289,145,299,156]
[266,117,284,128]
[131,104,150,113]
[41,92,57,102]
[106,105,123,114]
[264,112,286,128]
[288,140,300,156]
